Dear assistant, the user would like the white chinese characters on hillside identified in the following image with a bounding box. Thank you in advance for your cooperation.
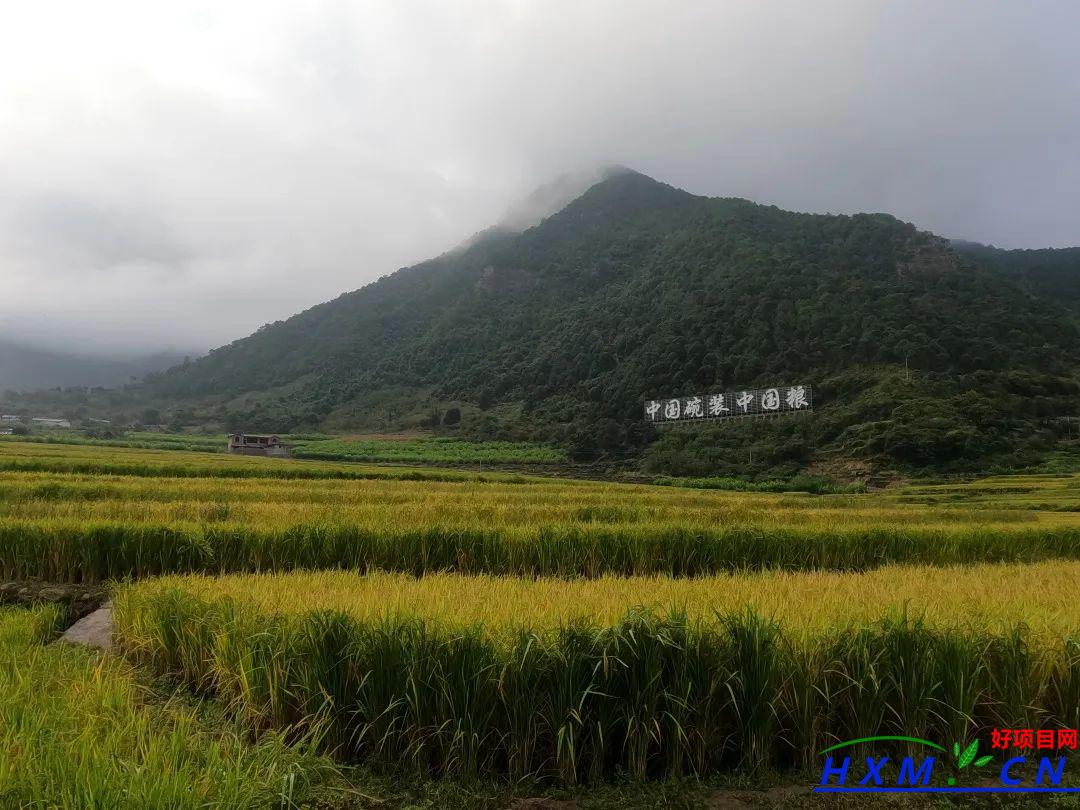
[644,384,813,423]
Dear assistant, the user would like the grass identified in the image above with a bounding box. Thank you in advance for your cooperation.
[0,605,342,808]
[115,562,1080,783]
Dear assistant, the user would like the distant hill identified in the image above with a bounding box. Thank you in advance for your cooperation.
[951,240,1080,317]
[0,340,190,392]
[129,169,1079,476]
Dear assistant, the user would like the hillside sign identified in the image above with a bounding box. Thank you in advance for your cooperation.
[644,384,813,424]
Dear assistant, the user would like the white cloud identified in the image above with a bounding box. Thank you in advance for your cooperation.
[0,0,1077,353]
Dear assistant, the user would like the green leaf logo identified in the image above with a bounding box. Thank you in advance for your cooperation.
[951,739,994,772]
[958,739,980,768]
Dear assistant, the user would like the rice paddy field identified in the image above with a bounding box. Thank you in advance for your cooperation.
[6,438,1080,797]
[2,441,1080,582]
[0,431,567,465]
[115,562,1080,781]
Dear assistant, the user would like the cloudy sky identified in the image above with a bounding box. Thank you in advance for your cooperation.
[1,1,1078,356]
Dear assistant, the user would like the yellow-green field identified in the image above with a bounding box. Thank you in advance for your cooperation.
[116,560,1080,781]
[125,560,1080,639]
[8,440,1080,786]
[3,441,1080,581]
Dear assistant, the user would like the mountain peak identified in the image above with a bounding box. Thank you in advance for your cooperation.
[496,166,630,233]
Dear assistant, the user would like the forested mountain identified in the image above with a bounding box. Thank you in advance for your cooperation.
[127,170,1080,474]
[951,240,1080,317]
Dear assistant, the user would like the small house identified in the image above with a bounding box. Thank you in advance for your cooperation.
[227,433,290,457]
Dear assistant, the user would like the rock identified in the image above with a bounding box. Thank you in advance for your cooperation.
[59,604,113,651]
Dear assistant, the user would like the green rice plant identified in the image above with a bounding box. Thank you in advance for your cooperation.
[722,609,782,771]
[0,605,342,808]
[8,514,1080,582]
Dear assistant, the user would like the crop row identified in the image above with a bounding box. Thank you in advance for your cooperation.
[115,567,1080,782]
[0,475,1023,530]
[125,561,1080,639]
[0,434,567,465]
[290,437,567,464]
[7,519,1080,582]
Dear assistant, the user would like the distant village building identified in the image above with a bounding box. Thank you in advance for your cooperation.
[0,428,12,435]
[31,417,71,429]
[227,433,290,457]
[1,415,21,422]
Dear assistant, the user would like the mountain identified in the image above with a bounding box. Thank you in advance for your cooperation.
[123,171,1080,474]
[0,339,191,392]
[951,240,1080,317]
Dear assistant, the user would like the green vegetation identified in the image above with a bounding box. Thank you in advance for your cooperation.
[0,441,534,483]
[652,473,864,494]
[291,436,566,464]
[952,240,1080,316]
[6,441,1080,797]
[0,605,340,807]
[1,431,568,465]
[0,431,226,453]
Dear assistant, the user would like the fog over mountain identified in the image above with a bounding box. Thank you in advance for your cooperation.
[1,1,1078,359]
[0,339,191,392]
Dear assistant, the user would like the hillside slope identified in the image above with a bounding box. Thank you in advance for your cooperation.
[141,170,1079,475]
[952,240,1080,317]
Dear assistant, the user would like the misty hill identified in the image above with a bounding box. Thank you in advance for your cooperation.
[951,240,1080,316]
[140,169,1079,475]
[0,339,190,392]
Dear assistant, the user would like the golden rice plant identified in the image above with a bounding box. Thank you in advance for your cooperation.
[114,561,1080,782]
[2,442,1080,581]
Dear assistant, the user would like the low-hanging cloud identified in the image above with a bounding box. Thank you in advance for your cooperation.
[1,0,1078,355]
